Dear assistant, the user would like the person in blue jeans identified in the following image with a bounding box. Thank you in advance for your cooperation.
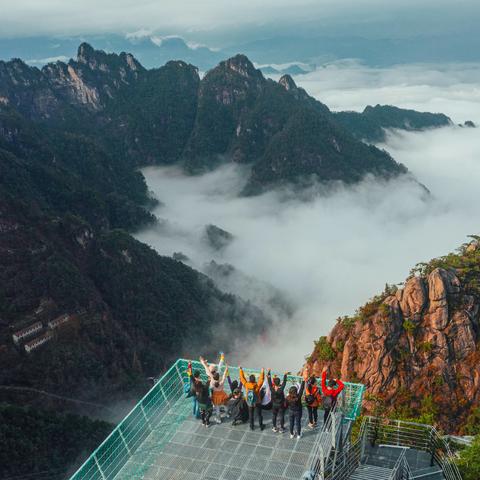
[285,379,305,439]
[185,361,201,419]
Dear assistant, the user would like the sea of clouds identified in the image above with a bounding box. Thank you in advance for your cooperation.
[136,61,480,371]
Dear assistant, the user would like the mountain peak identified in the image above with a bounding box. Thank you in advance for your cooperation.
[224,54,259,79]
[76,43,143,73]
[77,42,96,64]
[279,74,297,91]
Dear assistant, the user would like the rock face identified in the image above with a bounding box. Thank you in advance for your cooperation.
[307,263,480,432]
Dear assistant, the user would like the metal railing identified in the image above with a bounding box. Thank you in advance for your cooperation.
[303,391,349,479]
[364,416,462,480]
[69,359,365,480]
[322,419,367,480]
[390,448,411,480]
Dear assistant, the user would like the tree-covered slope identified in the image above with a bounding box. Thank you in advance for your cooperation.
[183,58,409,192]
[1,45,455,194]
[0,403,113,480]
[334,104,452,143]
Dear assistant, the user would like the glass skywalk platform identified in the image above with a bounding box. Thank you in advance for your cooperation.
[69,359,365,480]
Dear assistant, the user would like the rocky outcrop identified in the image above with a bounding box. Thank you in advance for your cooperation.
[307,264,480,432]
[279,74,297,91]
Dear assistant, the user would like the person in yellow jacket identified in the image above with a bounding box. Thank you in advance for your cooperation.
[239,366,265,431]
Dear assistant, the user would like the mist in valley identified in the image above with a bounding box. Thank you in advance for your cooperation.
[136,61,480,371]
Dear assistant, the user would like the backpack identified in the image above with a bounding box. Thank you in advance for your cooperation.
[323,394,333,409]
[305,385,317,405]
[246,389,258,407]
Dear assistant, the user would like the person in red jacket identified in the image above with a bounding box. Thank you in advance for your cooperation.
[321,366,344,424]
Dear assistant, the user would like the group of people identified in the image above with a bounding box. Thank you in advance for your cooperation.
[185,354,344,439]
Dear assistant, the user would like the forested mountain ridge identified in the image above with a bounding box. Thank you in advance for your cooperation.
[306,237,480,434]
[0,44,270,478]
[0,44,455,194]
[334,104,453,142]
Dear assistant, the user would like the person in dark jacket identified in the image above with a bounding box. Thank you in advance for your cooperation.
[285,380,305,439]
[267,370,288,433]
[185,362,201,419]
[227,370,242,394]
[304,376,322,428]
[227,388,249,425]
[194,380,213,427]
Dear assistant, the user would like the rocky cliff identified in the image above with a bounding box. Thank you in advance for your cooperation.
[306,240,480,432]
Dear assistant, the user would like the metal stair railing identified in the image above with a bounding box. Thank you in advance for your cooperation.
[323,419,367,480]
[303,391,348,479]
[429,426,462,480]
[390,448,411,480]
[364,417,462,480]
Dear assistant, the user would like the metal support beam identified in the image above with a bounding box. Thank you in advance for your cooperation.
[140,404,153,432]
[93,454,106,480]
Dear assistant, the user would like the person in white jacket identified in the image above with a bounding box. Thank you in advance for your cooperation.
[200,355,228,423]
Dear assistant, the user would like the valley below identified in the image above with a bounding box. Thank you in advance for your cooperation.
[136,61,480,372]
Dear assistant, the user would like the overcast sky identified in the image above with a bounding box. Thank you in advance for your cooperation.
[1,0,478,44]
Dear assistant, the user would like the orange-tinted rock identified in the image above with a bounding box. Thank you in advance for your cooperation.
[307,267,480,432]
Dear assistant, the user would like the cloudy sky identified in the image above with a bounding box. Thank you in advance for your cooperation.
[1,0,478,44]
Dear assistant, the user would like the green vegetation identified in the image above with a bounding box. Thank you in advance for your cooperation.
[418,341,434,353]
[402,319,417,334]
[456,435,480,480]
[334,104,451,143]
[313,336,336,361]
[464,408,480,435]
[0,403,113,479]
[410,236,480,296]
[337,315,356,330]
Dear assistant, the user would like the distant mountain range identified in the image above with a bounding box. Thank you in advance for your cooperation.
[2,43,452,195]
[2,31,480,71]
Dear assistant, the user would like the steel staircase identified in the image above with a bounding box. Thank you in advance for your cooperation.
[349,464,394,480]
[313,416,463,480]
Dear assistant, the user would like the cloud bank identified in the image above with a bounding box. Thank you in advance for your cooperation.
[136,62,480,372]
[1,1,479,41]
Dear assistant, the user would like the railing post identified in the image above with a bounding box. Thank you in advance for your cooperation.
[371,417,378,447]
[338,417,344,453]
[331,412,336,449]
[396,419,400,446]
[175,361,183,383]
[429,429,435,467]
[93,454,106,480]
[140,404,153,432]
[118,426,131,455]
[159,381,170,406]
[319,451,325,480]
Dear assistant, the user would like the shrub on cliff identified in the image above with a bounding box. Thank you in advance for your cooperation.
[312,336,336,361]
[456,435,480,480]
